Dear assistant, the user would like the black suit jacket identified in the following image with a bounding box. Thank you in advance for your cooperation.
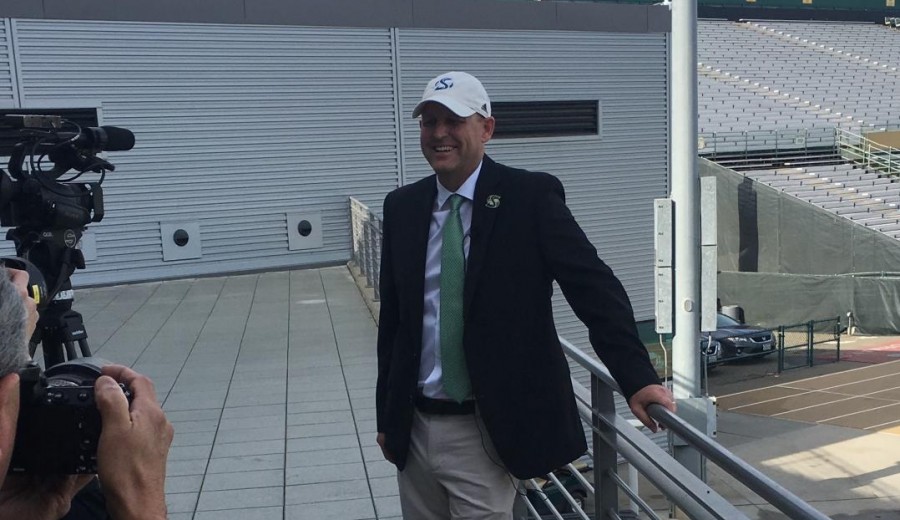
[376,155,660,479]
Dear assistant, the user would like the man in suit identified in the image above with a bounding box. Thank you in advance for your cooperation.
[376,71,674,519]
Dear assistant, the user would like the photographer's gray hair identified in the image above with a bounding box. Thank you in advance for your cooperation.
[0,267,30,377]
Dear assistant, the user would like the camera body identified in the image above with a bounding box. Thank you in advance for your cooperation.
[0,175,101,231]
[8,358,131,474]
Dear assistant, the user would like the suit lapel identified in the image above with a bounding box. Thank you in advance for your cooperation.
[407,176,437,344]
[464,156,503,312]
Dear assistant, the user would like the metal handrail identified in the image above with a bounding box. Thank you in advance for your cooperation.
[836,127,900,177]
[571,384,744,519]
[349,197,382,300]
[698,127,836,159]
[646,402,830,520]
[560,337,831,520]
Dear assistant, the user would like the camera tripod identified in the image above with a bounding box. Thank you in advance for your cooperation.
[7,227,92,368]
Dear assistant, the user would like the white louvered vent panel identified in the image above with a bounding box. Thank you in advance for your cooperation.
[396,29,669,448]
[10,19,400,285]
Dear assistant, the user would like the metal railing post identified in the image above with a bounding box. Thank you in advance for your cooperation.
[807,321,815,368]
[592,374,618,520]
[778,326,785,374]
[835,317,841,362]
[362,215,373,289]
[350,199,361,267]
[373,216,382,301]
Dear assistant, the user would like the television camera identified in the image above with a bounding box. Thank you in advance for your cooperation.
[0,114,135,473]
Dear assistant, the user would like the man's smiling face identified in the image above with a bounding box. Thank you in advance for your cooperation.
[419,102,494,184]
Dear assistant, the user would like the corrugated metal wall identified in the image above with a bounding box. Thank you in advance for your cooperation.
[0,20,16,106]
[6,19,401,285]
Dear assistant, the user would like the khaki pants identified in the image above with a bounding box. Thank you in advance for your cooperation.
[398,409,517,520]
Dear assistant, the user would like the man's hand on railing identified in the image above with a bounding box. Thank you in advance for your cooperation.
[627,384,675,433]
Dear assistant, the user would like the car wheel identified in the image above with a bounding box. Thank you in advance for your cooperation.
[566,490,587,513]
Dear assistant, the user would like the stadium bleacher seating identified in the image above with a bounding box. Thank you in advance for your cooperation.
[698,19,900,240]
[698,20,900,134]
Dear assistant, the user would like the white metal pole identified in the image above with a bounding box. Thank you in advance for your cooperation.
[671,0,704,478]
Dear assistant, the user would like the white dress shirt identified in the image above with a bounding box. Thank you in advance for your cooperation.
[419,163,482,399]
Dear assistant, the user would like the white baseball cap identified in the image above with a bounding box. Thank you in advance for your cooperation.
[412,71,491,119]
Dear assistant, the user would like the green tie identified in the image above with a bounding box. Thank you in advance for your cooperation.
[440,194,471,403]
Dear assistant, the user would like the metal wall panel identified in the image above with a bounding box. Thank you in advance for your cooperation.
[8,19,400,285]
[0,19,17,107]
[395,29,669,436]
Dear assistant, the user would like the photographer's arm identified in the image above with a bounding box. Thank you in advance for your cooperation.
[94,365,173,520]
[0,472,93,520]
[0,268,93,519]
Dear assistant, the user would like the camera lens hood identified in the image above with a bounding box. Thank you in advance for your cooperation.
[44,356,114,386]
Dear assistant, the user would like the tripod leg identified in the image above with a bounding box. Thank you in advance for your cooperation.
[64,341,77,362]
[42,340,66,368]
[78,339,92,357]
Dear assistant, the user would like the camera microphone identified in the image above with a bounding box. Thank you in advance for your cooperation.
[60,126,135,152]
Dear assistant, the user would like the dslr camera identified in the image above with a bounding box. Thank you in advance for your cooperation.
[9,358,131,474]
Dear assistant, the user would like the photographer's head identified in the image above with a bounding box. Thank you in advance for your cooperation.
[0,267,34,477]
[0,268,34,378]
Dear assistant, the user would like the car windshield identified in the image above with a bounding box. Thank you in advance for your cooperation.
[716,313,742,328]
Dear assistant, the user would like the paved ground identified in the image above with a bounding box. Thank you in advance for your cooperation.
[72,267,398,520]
[716,360,900,432]
[67,265,900,519]
[705,337,900,519]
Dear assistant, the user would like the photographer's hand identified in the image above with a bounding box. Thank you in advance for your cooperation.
[0,474,92,520]
[95,365,173,520]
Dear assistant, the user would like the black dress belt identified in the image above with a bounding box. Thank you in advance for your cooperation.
[415,393,476,415]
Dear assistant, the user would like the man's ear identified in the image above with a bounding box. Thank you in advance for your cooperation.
[0,372,20,474]
[482,116,495,143]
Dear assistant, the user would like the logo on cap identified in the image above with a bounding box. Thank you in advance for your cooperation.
[435,78,453,91]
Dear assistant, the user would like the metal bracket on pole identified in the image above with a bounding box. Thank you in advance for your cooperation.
[700,176,718,333]
[655,199,674,334]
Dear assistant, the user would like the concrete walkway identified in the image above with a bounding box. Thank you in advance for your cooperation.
[74,266,398,520]
[71,265,900,519]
